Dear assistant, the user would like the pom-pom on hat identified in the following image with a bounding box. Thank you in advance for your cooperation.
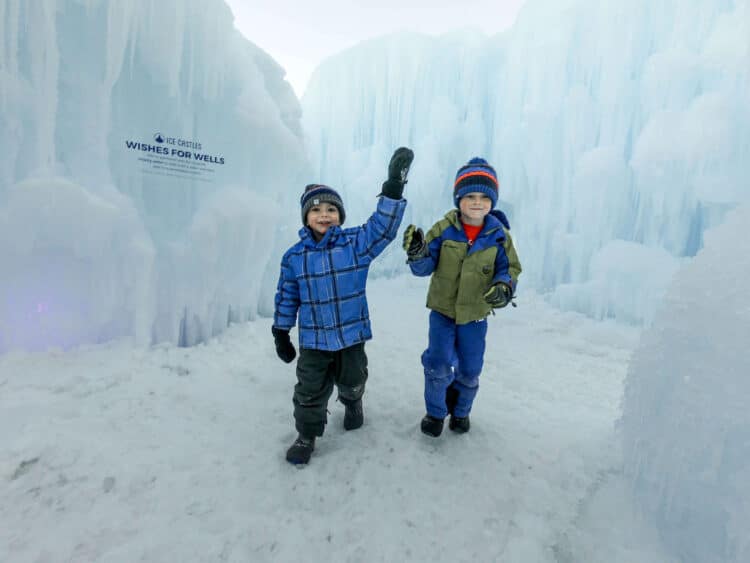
[453,157,499,209]
[300,184,346,225]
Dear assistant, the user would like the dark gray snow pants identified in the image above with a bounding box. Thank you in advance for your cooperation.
[293,342,368,438]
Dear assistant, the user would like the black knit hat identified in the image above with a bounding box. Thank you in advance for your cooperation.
[300,184,346,225]
[454,157,499,209]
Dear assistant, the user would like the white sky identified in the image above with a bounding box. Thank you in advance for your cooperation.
[224,0,527,97]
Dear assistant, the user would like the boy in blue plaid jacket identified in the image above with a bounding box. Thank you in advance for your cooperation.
[272,147,413,465]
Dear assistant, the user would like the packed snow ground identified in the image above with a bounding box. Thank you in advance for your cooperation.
[1,277,672,562]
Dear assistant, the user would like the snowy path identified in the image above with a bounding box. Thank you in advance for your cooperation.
[1,277,668,562]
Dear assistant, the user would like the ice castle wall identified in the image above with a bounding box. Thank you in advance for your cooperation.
[301,0,750,324]
[622,204,750,563]
[0,0,310,352]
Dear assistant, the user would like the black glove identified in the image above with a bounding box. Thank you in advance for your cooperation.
[402,224,427,260]
[272,327,296,363]
[483,282,513,309]
[381,147,414,199]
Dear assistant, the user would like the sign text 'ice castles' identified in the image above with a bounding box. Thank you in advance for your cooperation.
[124,132,226,182]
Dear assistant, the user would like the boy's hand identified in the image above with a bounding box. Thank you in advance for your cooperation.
[403,224,427,260]
[484,282,513,309]
[389,147,414,183]
[381,147,414,199]
[272,327,296,363]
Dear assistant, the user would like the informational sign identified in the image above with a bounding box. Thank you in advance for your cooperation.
[124,132,226,183]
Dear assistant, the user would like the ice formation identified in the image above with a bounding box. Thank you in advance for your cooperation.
[622,204,750,563]
[0,0,309,351]
[302,0,750,324]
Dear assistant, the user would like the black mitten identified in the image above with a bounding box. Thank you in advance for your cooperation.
[402,224,427,260]
[381,147,414,199]
[272,327,296,363]
[483,282,513,309]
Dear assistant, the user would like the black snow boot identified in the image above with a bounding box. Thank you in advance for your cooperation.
[445,385,459,415]
[342,398,364,431]
[286,434,315,465]
[449,415,470,434]
[421,414,444,437]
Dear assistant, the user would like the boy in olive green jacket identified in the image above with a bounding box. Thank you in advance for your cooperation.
[402,157,521,437]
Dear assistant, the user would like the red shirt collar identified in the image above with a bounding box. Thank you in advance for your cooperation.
[463,222,482,245]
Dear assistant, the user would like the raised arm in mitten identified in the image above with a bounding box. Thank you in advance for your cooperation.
[380,147,414,199]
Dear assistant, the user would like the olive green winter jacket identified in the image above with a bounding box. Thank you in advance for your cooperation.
[408,209,521,324]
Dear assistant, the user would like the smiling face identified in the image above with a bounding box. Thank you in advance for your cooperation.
[458,192,492,226]
[305,203,341,238]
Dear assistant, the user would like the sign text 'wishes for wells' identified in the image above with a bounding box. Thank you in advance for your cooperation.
[124,132,225,165]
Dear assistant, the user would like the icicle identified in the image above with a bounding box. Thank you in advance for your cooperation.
[24,0,59,175]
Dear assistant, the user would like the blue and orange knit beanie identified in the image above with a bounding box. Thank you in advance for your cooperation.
[300,184,346,225]
[453,157,499,209]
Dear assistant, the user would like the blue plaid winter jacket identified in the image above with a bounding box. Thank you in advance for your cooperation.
[273,196,407,351]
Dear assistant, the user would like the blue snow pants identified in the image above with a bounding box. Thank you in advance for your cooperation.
[421,310,487,419]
